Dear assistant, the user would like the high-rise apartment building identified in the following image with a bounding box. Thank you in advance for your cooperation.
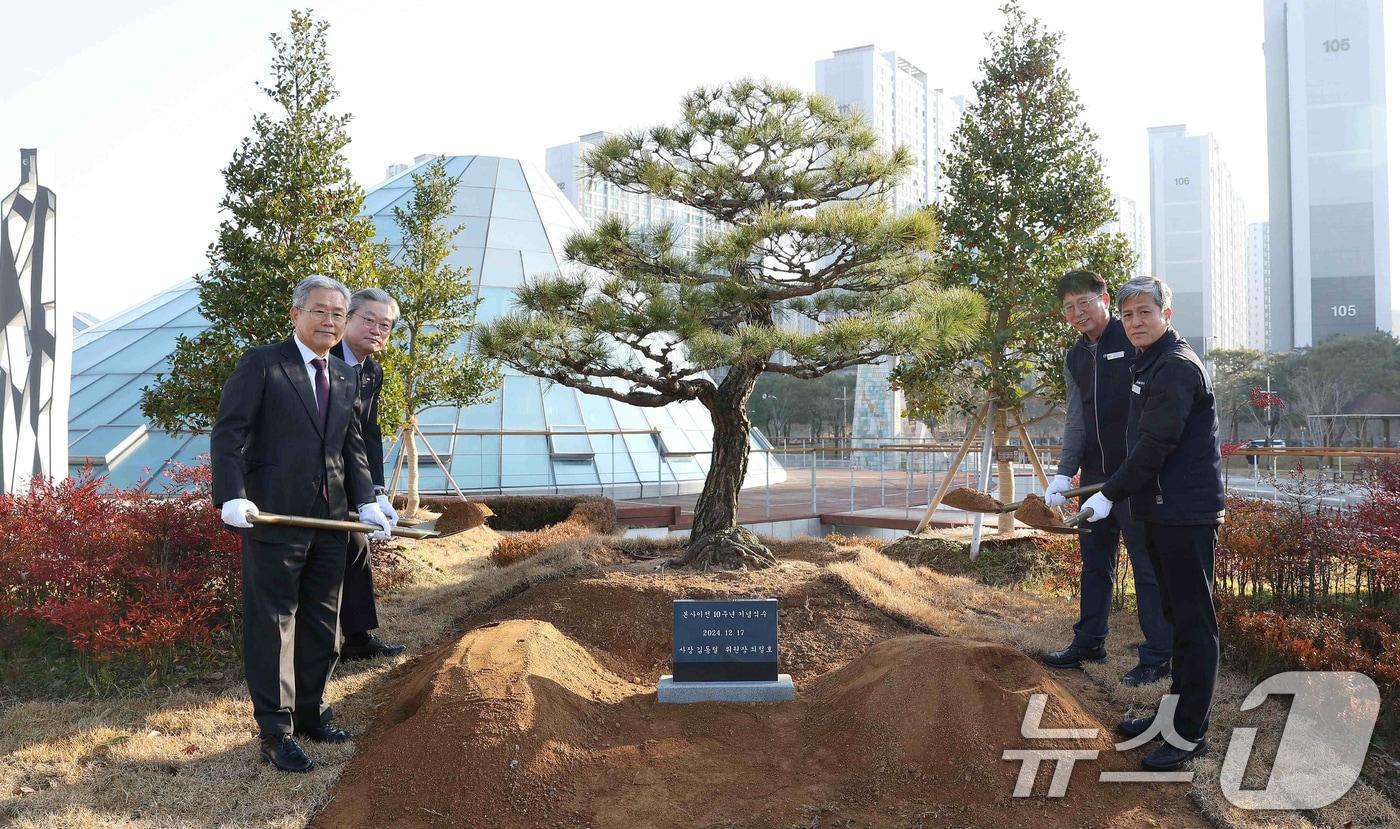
[1264,0,1391,347]
[815,45,964,443]
[1100,193,1151,278]
[1148,125,1248,357]
[1247,222,1273,351]
[545,132,725,258]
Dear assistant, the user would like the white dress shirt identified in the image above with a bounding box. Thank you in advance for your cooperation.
[293,335,332,391]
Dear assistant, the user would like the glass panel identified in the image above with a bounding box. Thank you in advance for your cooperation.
[643,406,677,429]
[68,373,131,417]
[84,328,203,374]
[666,456,703,480]
[440,155,473,178]
[541,222,580,255]
[167,307,210,326]
[533,196,577,228]
[610,397,649,430]
[501,375,545,429]
[459,156,499,187]
[445,245,485,278]
[475,287,513,323]
[578,393,617,430]
[362,187,406,214]
[491,189,539,221]
[372,215,402,244]
[480,248,524,287]
[501,435,550,487]
[111,401,152,427]
[623,433,660,478]
[486,218,552,252]
[451,187,494,217]
[450,217,489,248]
[69,425,142,461]
[542,383,583,427]
[417,405,458,426]
[458,395,502,430]
[120,289,201,330]
[520,251,561,282]
[658,428,693,454]
[87,286,191,333]
[548,433,593,457]
[522,162,562,195]
[69,377,149,429]
[590,433,637,484]
[72,328,149,373]
[495,158,529,191]
[553,459,599,487]
[104,431,188,490]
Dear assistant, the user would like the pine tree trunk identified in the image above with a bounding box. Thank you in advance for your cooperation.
[405,419,421,519]
[995,408,1015,534]
[680,368,777,570]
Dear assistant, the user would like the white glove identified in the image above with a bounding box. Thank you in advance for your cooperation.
[375,494,399,526]
[357,502,393,540]
[1044,475,1073,508]
[1082,491,1114,523]
[220,498,259,528]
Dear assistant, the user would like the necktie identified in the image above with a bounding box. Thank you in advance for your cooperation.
[311,358,330,427]
[312,357,330,502]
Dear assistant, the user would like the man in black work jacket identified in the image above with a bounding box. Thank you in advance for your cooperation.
[332,287,407,661]
[1042,270,1172,687]
[1078,275,1226,772]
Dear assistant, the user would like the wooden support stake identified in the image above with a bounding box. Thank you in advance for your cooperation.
[913,400,992,534]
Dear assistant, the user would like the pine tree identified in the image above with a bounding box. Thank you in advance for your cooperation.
[891,2,1134,532]
[371,157,501,517]
[478,80,984,568]
[141,10,376,433]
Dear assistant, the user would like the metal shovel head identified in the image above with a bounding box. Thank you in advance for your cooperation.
[1013,494,1089,535]
[941,486,1006,513]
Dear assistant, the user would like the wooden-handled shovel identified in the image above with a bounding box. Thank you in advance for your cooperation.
[248,512,443,540]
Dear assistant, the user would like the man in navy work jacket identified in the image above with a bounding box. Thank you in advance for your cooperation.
[1079,275,1226,772]
[1042,270,1173,688]
[211,275,395,773]
[332,287,407,661]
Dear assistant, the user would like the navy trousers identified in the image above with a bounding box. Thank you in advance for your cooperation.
[1071,498,1174,667]
[1142,521,1220,742]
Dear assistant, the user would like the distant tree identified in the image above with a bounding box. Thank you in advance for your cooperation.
[1275,332,1400,445]
[748,371,857,441]
[142,11,376,433]
[890,1,1133,532]
[478,80,983,569]
[372,158,501,518]
[1210,348,1274,441]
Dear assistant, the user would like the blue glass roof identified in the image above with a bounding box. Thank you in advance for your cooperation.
[70,156,784,494]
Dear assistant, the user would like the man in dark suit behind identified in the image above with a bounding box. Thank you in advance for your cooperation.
[332,287,407,660]
[211,275,394,773]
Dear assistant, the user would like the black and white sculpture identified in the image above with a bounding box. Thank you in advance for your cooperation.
[1,149,68,493]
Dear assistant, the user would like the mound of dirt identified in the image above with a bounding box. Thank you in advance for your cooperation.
[315,567,1207,829]
[882,529,1057,586]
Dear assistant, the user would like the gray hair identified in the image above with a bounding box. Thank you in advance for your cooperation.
[1116,276,1173,310]
[293,275,351,309]
[349,287,401,321]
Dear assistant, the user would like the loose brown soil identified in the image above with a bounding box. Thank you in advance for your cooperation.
[314,559,1209,829]
[940,486,1005,513]
[1012,493,1063,529]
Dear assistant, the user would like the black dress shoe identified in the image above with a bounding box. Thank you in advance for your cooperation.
[1121,662,1171,687]
[1041,643,1107,669]
[260,734,314,773]
[295,724,353,743]
[341,634,408,661]
[1142,738,1209,770]
[1115,716,1156,740]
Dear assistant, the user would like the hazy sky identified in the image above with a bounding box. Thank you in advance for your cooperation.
[3,0,1396,318]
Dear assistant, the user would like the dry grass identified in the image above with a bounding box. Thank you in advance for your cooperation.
[0,524,606,829]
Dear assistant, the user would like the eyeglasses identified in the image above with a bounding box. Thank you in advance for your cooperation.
[1061,296,1103,315]
[296,307,348,325]
[350,312,395,333]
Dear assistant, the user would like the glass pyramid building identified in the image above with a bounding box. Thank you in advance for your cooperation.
[68,155,784,494]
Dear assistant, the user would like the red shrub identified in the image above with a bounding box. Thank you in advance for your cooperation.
[0,462,240,668]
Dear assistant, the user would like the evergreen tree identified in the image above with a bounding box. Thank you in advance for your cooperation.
[142,10,376,433]
[891,2,1133,531]
[372,158,501,517]
[478,80,983,568]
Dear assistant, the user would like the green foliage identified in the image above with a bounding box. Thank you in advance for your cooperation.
[1274,332,1400,443]
[141,10,376,433]
[371,157,501,435]
[891,2,1133,421]
[747,370,856,440]
[477,79,985,412]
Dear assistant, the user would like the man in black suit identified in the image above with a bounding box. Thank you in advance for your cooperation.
[211,275,394,773]
[332,288,407,661]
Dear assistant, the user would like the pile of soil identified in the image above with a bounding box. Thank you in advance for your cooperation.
[314,564,1206,829]
[881,529,1056,587]
[941,486,1004,513]
[1012,494,1064,529]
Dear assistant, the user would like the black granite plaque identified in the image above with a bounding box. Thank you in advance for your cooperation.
[671,598,779,682]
